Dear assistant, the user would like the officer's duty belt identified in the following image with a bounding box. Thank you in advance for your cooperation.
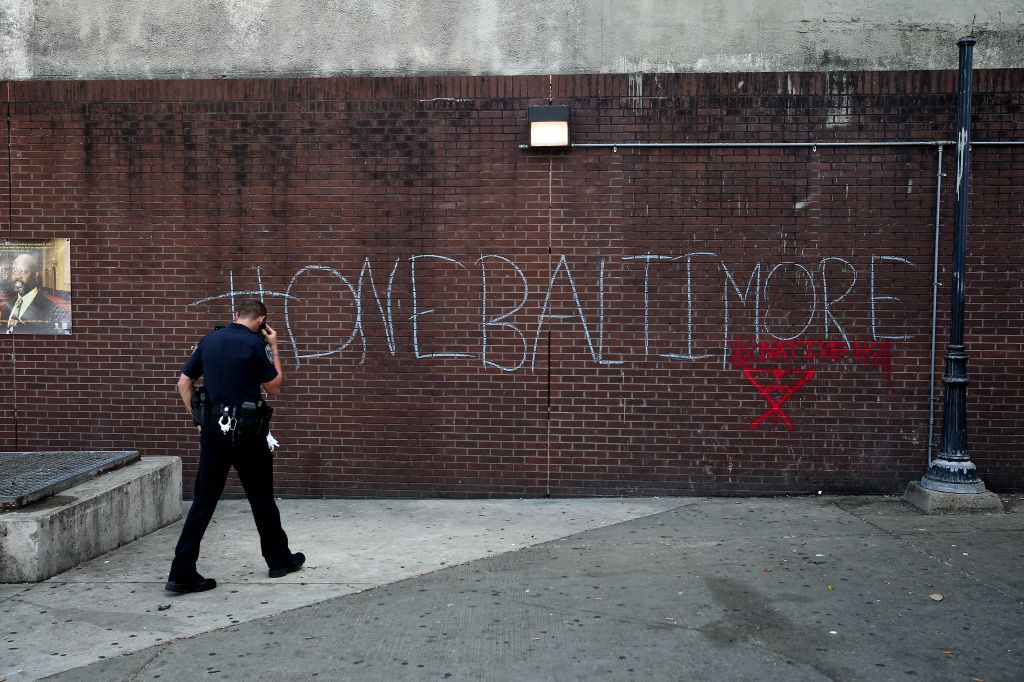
[212,403,269,417]
[212,403,238,417]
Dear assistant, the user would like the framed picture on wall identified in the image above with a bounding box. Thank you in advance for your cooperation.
[0,239,72,335]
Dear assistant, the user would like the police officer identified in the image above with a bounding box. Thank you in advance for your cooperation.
[166,299,304,593]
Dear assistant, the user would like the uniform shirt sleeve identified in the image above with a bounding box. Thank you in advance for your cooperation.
[181,339,205,378]
[255,341,278,384]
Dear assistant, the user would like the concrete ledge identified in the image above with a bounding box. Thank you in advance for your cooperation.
[903,480,1005,514]
[0,456,182,583]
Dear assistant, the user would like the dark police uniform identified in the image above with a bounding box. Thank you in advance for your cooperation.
[168,322,294,584]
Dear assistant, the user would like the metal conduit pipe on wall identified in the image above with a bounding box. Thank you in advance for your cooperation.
[929,147,944,465]
[561,141,1023,148]
[531,138,1024,464]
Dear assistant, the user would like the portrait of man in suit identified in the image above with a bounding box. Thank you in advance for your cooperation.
[3,251,71,334]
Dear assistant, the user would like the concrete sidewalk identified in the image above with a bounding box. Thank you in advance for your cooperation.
[2,495,1023,681]
[0,497,682,680]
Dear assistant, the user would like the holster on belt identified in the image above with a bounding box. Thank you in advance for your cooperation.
[190,386,209,426]
[237,400,273,439]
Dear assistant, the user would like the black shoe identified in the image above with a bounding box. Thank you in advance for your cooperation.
[268,552,305,578]
[164,575,217,594]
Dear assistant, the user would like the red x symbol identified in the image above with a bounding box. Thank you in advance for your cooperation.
[743,368,816,430]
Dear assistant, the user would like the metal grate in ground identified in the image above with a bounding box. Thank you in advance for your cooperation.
[0,451,140,509]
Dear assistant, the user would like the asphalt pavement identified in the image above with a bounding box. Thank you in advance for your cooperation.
[2,494,1022,681]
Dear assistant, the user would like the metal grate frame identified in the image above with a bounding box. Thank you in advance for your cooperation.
[0,451,140,510]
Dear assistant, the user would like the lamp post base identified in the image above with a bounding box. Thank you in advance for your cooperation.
[904,480,1003,514]
[920,455,989,493]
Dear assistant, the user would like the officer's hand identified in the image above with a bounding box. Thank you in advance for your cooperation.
[262,323,278,346]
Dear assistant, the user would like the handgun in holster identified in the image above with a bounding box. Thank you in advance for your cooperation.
[191,386,209,426]
[238,400,273,439]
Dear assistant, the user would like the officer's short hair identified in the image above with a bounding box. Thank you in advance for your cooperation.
[237,299,267,321]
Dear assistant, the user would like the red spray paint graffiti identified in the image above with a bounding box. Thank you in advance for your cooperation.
[730,338,894,430]
[730,338,893,374]
[742,368,817,431]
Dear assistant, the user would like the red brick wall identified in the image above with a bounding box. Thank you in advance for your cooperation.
[3,71,1022,496]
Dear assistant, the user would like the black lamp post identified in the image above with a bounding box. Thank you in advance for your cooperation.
[919,36,987,494]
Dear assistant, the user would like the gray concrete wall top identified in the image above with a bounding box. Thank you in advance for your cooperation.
[1,0,1022,81]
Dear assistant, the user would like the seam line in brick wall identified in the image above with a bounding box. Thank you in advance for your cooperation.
[546,152,553,496]
[3,82,18,450]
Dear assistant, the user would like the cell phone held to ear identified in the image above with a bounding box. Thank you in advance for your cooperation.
[258,318,268,335]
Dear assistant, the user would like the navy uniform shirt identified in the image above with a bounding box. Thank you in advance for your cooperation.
[182,322,277,406]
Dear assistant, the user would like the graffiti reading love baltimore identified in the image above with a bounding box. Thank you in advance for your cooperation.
[190,251,909,372]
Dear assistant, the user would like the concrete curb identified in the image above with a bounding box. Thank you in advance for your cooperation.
[0,457,182,583]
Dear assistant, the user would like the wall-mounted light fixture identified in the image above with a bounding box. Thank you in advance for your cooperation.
[528,105,570,148]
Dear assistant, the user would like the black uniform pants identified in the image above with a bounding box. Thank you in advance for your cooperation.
[169,425,291,582]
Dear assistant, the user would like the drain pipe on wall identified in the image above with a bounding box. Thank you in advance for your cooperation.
[928,146,944,466]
